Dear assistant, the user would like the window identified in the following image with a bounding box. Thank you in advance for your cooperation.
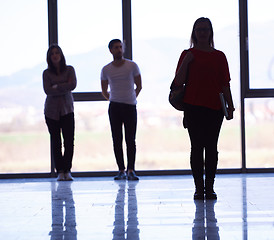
[132,0,241,170]
[73,102,117,171]
[248,0,274,89]
[57,0,122,172]
[58,0,122,92]
[0,0,48,173]
[245,98,274,168]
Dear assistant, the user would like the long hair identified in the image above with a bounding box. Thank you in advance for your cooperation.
[190,17,214,48]
[46,44,67,74]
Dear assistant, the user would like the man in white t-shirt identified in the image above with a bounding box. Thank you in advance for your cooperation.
[101,39,142,181]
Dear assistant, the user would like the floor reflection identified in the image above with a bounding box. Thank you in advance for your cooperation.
[49,181,77,240]
[192,200,219,240]
[113,181,140,240]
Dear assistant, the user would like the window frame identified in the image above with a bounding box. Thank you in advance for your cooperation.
[1,0,274,178]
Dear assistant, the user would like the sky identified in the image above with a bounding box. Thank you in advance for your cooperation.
[0,0,273,77]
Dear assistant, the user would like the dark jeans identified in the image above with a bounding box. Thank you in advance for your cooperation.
[184,104,224,181]
[45,113,75,173]
[108,102,137,171]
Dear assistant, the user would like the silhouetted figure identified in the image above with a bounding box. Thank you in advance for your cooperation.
[43,44,77,181]
[101,39,142,181]
[174,18,234,200]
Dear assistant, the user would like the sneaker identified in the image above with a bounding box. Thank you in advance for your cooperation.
[57,172,65,181]
[114,171,127,180]
[127,171,139,181]
[64,172,74,181]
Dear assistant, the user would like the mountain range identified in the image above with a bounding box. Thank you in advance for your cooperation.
[0,22,274,109]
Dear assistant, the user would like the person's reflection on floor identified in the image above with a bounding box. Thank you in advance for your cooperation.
[113,181,126,239]
[127,181,139,239]
[49,181,77,240]
[205,200,219,239]
[192,200,205,239]
[113,181,140,240]
[192,200,219,240]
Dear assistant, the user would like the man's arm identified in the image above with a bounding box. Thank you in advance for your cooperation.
[134,74,142,97]
[101,80,110,100]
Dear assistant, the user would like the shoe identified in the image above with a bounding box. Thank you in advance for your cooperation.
[57,172,65,181]
[64,172,74,181]
[194,191,204,200]
[205,191,217,200]
[127,171,139,181]
[114,171,127,180]
[205,178,217,200]
[193,178,204,200]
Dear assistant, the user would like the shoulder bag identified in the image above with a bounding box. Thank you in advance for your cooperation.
[168,79,186,111]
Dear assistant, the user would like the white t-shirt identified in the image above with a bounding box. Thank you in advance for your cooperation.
[101,59,140,105]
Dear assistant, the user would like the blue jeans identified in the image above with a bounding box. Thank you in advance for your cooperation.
[45,112,75,173]
[108,102,137,171]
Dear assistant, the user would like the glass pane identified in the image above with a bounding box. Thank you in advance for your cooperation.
[72,102,192,171]
[245,98,274,168]
[132,0,241,170]
[73,102,116,171]
[58,0,122,92]
[248,0,274,89]
[0,0,49,173]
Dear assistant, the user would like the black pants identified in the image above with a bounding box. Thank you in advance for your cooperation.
[45,113,75,173]
[184,104,224,181]
[108,102,137,171]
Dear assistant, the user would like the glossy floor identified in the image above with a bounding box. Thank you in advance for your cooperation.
[0,174,274,240]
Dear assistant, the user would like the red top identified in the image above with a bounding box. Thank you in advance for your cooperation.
[175,48,231,110]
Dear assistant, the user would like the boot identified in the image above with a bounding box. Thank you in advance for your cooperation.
[193,178,204,200]
[205,178,217,200]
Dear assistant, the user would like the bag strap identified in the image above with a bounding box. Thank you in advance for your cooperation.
[171,49,190,90]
